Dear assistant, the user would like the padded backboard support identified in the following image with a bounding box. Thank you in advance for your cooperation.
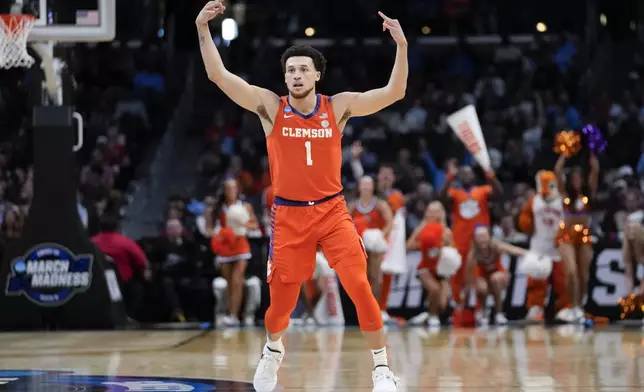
[0,106,128,330]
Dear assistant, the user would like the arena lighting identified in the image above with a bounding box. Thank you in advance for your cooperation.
[421,26,431,35]
[600,14,607,26]
[536,22,547,33]
[305,27,316,37]
[222,18,238,41]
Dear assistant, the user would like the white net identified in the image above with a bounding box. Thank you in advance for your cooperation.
[0,14,35,69]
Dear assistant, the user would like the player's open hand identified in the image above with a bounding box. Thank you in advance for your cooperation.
[196,0,226,26]
[378,11,407,47]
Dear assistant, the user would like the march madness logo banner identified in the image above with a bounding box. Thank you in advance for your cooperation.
[4,243,93,307]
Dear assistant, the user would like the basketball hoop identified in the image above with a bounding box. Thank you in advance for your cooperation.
[0,14,36,69]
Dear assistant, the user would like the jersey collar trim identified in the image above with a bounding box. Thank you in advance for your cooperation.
[287,94,321,119]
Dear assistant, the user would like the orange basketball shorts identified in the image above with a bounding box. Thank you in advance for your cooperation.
[267,193,367,284]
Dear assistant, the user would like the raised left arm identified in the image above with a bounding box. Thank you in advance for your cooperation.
[485,171,504,199]
[332,12,408,120]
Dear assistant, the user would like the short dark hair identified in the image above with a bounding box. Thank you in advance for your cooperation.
[281,45,327,80]
[100,214,120,232]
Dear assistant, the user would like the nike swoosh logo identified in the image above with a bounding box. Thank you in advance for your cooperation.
[308,201,314,206]
[373,349,385,355]
[284,115,294,118]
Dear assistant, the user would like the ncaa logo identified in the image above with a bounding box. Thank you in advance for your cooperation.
[284,106,293,113]
[321,120,329,128]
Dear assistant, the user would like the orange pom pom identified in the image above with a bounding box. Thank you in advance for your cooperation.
[553,131,582,158]
[618,293,644,319]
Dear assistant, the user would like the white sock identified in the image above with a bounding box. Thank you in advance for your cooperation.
[371,347,388,369]
[266,336,284,353]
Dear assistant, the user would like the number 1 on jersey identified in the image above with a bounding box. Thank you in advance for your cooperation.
[304,141,313,166]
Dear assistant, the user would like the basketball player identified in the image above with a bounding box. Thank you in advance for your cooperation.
[377,164,406,321]
[463,226,524,326]
[406,202,454,327]
[554,153,599,320]
[439,159,503,305]
[349,176,393,300]
[518,170,573,323]
[197,2,406,390]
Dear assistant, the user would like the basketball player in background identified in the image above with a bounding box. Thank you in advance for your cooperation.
[518,170,573,323]
[406,202,455,327]
[463,226,526,325]
[439,159,503,305]
[349,176,393,299]
[377,164,406,321]
[554,153,599,320]
[197,1,406,390]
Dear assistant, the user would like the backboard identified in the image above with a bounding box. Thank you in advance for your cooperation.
[19,0,115,42]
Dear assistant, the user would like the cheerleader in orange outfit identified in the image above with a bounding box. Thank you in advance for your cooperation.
[463,226,527,326]
[554,152,599,321]
[349,176,393,300]
[406,201,460,327]
[211,184,258,327]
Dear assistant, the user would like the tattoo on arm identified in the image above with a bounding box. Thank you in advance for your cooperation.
[199,34,205,46]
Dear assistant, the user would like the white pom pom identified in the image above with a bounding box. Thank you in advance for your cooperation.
[437,246,462,277]
[518,252,553,279]
[226,204,250,235]
[362,229,388,253]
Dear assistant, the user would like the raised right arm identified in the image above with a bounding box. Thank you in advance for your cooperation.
[195,2,278,119]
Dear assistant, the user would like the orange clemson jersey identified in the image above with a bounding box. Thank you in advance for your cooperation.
[416,222,445,275]
[267,94,342,202]
[449,186,492,252]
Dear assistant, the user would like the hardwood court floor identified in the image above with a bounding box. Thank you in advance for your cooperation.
[0,326,643,391]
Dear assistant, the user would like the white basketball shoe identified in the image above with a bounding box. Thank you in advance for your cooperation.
[253,343,284,392]
[372,366,398,391]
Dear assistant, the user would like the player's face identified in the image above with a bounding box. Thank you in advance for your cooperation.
[474,227,491,247]
[224,180,239,202]
[359,177,375,197]
[284,56,320,99]
[377,167,395,191]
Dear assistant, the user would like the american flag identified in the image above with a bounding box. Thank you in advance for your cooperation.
[76,10,100,26]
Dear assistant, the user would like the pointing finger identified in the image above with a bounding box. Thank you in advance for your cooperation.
[378,11,392,22]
